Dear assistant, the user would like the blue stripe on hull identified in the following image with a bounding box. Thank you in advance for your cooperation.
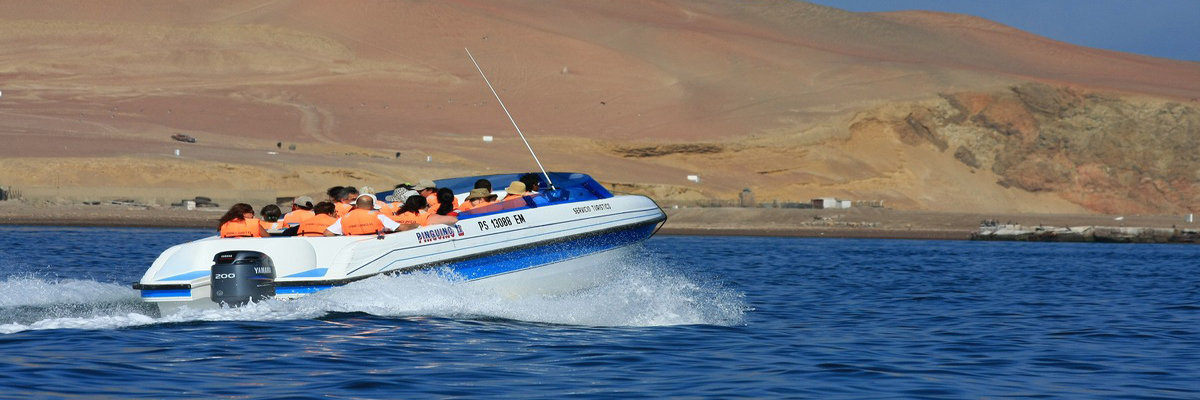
[276,286,333,295]
[446,222,656,280]
[140,289,192,298]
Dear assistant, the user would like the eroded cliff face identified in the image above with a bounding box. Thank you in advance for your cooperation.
[862,83,1200,213]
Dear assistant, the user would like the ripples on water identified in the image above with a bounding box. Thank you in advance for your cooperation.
[0,227,1197,398]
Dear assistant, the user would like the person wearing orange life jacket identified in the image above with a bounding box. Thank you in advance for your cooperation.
[415,178,459,213]
[460,188,495,213]
[281,195,316,227]
[457,179,493,212]
[501,181,526,202]
[258,204,286,232]
[334,187,358,218]
[218,203,268,238]
[387,195,428,229]
[325,186,344,202]
[414,179,437,207]
[325,194,401,236]
[370,194,396,216]
[297,202,338,237]
[426,188,460,226]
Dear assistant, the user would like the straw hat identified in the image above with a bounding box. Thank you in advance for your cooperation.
[505,181,526,195]
[293,195,314,208]
[415,179,437,190]
[466,188,491,200]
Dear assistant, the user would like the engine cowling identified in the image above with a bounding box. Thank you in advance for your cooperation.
[211,250,276,306]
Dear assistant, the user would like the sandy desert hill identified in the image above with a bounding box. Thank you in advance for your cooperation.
[1,0,1198,213]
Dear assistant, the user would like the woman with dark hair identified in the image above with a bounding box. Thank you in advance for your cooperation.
[219,203,267,238]
[427,188,459,226]
[259,204,284,231]
[388,195,427,228]
[298,202,338,237]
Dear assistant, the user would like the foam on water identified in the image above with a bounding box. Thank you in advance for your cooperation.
[0,256,746,334]
[0,276,137,308]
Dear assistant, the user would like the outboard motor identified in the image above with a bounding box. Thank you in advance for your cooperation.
[211,250,276,306]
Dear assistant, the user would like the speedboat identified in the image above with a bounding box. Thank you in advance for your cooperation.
[133,172,667,314]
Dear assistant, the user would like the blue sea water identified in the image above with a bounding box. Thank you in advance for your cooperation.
[0,226,1198,399]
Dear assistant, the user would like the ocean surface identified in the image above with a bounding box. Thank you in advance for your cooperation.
[0,226,1197,399]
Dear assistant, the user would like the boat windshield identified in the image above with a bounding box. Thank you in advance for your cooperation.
[374,172,613,219]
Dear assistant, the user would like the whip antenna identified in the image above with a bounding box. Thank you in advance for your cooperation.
[465,48,556,190]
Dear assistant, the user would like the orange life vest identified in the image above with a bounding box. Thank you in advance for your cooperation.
[335,202,352,218]
[281,209,315,226]
[220,218,262,238]
[298,214,337,237]
[377,202,396,216]
[503,193,523,202]
[388,210,421,225]
[341,209,384,236]
[259,219,285,231]
[457,200,474,212]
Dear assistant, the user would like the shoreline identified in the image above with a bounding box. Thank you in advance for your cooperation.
[1,202,1193,241]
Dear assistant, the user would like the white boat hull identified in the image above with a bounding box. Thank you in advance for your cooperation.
[136,192,665,314]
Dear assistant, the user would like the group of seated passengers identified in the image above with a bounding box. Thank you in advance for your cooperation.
[218,174,541,238]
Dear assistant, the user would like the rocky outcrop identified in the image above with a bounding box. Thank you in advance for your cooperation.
[872,83,1200,213]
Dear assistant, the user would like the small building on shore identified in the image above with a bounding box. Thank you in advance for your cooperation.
[812,197,852,209]
[739,188,755,207]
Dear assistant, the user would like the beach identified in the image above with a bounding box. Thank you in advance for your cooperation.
[2,200,1190,240]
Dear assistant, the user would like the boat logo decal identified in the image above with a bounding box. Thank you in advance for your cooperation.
[417,224,466,243]
[572,203,611,214]
[476,213,526,231]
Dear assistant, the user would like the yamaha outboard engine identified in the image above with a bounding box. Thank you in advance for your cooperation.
[211,250,276,306]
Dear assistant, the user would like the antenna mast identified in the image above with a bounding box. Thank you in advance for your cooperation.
[465,48,556,190]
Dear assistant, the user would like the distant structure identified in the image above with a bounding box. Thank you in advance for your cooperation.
[739,188,755,207]
[686,175,700,183]
[812,197,852,209]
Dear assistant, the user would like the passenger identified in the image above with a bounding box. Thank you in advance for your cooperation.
[297,202,338,237]
[416,179,458,212]
[259,204,285,231]
[218,203,267,238]
[389,195,428,228]
[415,179,439,209]
[462,188,493,211]
[325,186,345,202]
[519,173,541,194]
[369,193,396,216]
[386,183,418,210]
[325,195,401,236]
[501,181,526,202]
[335,187,359,218]
[281,195,315,227]
[475,179,493,192]
[458,179,494,212]
[427,188,459,226]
